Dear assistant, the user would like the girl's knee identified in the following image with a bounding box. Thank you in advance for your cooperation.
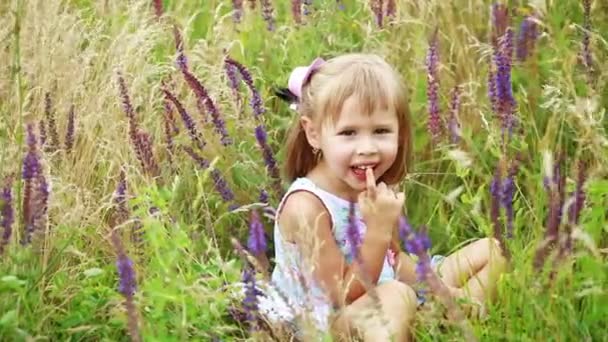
[380,281,417,311]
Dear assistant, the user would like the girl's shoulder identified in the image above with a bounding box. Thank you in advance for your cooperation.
[276,178,334,242]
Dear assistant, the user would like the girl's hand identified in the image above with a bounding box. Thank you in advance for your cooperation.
[358,167,405,237]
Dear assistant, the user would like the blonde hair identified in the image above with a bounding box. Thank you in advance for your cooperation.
[284,53,413,184]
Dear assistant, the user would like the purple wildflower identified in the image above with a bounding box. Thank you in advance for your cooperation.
[490,165,504,243]
[111,230,141,342]
[303,0,312,16]
[161,95,177,159]
[386,0,396,20]
[491,3,509,50]
[533,155,564,270]
[39,120,47,147]
[291,0,302,24]
[568,160,587,225]
[254,125,281,194]
[182,147,236,207]
[173,25,188,70]
[65,104,75,153]
[260,0,275,31]
[232,0,244,23]
[247,210,267,255]
[495,28,517,136]
[516,15,539,62]
[581,0,593,78]
[180,69,232,146]
[337,0,345,11]
[113,169,129,225]
[182,146,210,169]
[153,0,163,18]
[0,176,14,254]
[133,128,159,178]
[447,85,462,144]
[400,222,432,282]
[241,266,261,330]
[258,189,269,204]
[224,60,241,103]
[211,168,236,204]
[346,201,361,261]
[225,57,265,118]
[116,71,141,160]
[370,0,384,28]
[22,124,42,244]
[44,92,60,152]
[426,30,442,142]
[162,89,206,150]
[501,160,518,238]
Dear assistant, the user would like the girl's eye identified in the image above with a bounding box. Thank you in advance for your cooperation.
[375,128,391,134]
[339,130,356,136]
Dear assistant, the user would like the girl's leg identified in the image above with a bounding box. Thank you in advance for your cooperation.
[330,280,417,342]
[436,238,506,303]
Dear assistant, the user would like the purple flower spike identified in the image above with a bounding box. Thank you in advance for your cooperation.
[0,176,14,254]
[386,0,396,20]
[182,146,211,169]
[370,0,384,28]
[291,0,302,24]
[44,92,60,152]
[491,3,509,50]
[254,125,281,191]
[182,147,236,205]
[225,57,265,118]
[241,266,261,330]
[162,89,206,151]
[490,165,503,242]
[303,0,313,16]
[153,0,164,19]
[211,168,235,203]
[39,120,47,148]
[133,129,160,178]
[22,124,42,244]
[568,160,587,225]
[581,0,593,78]
[495,28,517,136]
[232,0,244,23]
[516,15,539,62]
[180,69,232,146]
[501,160,518,239]
[65,104,75,153]
[247,210,267,255]
[173,25,188,71]
[346,201,362,261]
[110,230,141,342]
[447,85,462,144]
[426,30,442,142]
[260,0,275,31]
[259,189,269,204]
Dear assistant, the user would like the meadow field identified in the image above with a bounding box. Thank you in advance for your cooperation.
[0,0,607,340]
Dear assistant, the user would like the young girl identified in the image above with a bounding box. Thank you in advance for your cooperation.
[267,54,506,341]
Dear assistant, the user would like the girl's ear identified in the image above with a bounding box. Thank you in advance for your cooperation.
[300,116,320,150]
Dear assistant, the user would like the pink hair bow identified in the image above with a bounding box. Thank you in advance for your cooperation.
[287,57,325,99]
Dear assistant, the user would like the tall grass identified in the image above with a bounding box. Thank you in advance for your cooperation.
[0,0,606,340]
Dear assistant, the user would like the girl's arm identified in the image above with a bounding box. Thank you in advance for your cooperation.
[278,191,391,307]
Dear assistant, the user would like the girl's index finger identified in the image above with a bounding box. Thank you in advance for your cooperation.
[366,167,376,199]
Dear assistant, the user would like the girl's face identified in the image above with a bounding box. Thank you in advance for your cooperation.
[309,95,400,199]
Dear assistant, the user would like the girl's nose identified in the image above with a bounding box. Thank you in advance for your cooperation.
[356,136,378,155]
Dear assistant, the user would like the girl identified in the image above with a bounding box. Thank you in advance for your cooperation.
[268,54,506,341]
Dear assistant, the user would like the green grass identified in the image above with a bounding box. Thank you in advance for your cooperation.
[0,0,607,340]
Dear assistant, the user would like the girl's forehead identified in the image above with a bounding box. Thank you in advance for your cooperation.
[323,95,397,124]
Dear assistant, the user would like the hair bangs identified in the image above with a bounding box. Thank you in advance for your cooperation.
[316,64,400,125]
